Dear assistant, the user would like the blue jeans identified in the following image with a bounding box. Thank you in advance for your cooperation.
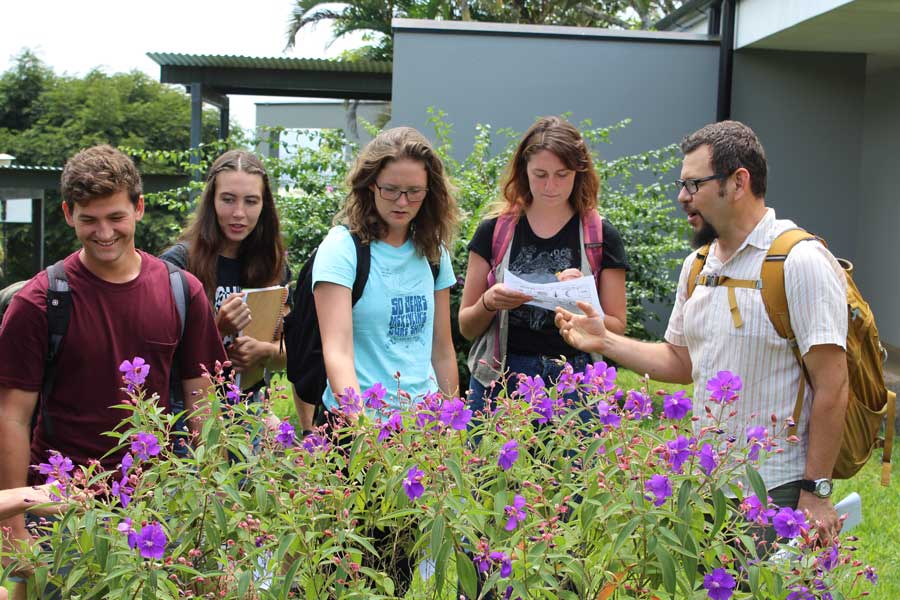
[466,351,592,426]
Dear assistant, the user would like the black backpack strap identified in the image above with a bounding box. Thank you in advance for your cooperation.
[430,262,440,282]
[349,232,370,306]
[41,260,72,440]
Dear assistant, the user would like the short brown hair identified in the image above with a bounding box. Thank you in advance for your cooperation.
[60,145,142,209]
[680,120,767,197]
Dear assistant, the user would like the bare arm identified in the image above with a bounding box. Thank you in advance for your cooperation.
[314,282,359,405]
[458,252,532,341]
[797,343,849,539]
[555,301,693,384]
[598,267,627,335]
[431,288,459,396]
[0,388,39,565]
[291,386,317,431]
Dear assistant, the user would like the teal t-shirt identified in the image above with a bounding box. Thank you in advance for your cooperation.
[311,226,455,411]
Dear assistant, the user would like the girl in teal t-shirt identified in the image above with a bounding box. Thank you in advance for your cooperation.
[313,127,460,413]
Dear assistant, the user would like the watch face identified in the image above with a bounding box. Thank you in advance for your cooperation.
[816,479,833,497]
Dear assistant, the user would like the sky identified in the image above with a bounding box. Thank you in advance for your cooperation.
[0,0,365,132]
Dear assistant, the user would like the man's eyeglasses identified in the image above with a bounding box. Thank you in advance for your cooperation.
[675,173,728,196]
[374,183,428,203]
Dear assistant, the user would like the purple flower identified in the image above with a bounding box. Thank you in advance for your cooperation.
[530,395,555,424]
[623,390,653,419]
[666,436,692,473]
[438,397,472,431]
[864,566,878,585]
[817,543,840,572]
[363,383,388,410]
[697,443,717,476]
[275,421,296,448]
[225,383,241,404]
[377,412,403,442]
[111,476,133,508]
[555,363,583,394]
[119,453,134,476]
[128,521,167,560]
[498,439,519,471]
[662,390,692,420]
[504,495,527,531]
[741,494,775,525]
[119,356,150,391]
[645,474,673,507]
[117,518,133,535]
[403,465,425,502]
[131,432,161,461]
[302,433,329,454]
[490,551,512,578]
[772,506,808,539]
[785,586,814,600]
[595,400,621,428]
[414,392,442,428]
[473,550,492,574]
[583,361,617,394]
[703,567,736,600]
[36,451,74,485]
[516,375,546,403]
[706,370,742,404]
[745,425,772,461]
[338,387,363,415]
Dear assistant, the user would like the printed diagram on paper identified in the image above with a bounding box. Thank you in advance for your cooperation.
[503,269,604,317]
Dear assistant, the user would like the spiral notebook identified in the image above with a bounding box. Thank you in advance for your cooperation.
[236,285,288,391]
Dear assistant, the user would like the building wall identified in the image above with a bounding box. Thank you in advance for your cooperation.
[731,49,867,259]
[856,63,900,346]
[391,21,719,163]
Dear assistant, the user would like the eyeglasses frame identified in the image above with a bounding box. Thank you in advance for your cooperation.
[373,183,428,203]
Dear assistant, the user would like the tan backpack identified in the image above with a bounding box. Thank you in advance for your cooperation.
[688,229,896,485]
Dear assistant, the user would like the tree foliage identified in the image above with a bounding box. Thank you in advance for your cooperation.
[286,0,684,61]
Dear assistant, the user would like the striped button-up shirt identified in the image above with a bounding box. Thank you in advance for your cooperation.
[665,208,847,490]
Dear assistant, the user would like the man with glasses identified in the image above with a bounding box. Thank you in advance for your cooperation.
[556,120,848,545]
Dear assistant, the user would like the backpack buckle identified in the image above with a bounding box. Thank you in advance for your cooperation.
[696,274,720,287]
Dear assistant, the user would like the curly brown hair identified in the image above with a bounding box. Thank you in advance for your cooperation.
[178,151,286,300]
[492,116,599,217]
[60,145,142,209]
[335,127,458,264]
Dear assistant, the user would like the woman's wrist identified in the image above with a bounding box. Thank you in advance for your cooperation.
[481,291,497,312]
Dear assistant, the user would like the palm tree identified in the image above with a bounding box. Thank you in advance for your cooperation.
[285,1,683,61]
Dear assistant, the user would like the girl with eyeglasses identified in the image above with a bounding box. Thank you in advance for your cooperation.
[313,126,460,415]
[459,116,629,419]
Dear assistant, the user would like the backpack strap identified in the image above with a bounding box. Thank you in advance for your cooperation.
[164,261,189,337]
[582,211,604,287]
[686,245,711,300]
[41,260,72,440]
[487,213,518,287]
[349,232,371,306]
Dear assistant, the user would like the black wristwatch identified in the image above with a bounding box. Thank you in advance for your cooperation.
[799,478,833,498]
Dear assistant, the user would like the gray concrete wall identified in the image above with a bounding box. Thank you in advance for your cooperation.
[855,63,900,346]
[391,20,719,162]
[731,49,867,259]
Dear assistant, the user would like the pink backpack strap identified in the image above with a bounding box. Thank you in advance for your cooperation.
[487,212,518,287]
[582,211,604,286]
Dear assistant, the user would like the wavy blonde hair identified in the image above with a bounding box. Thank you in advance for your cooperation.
[335,127,458,263]
[490,116,599,218]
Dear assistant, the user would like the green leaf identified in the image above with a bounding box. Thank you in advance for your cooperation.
[655,545,677,594]
[430,513,445,562]
[746,464,768,503]
[456,549,478,599]
[711,488,727,535]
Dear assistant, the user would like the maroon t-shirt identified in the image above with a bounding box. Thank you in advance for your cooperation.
[0,250,227,476]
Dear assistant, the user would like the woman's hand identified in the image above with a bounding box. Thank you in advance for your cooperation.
[216,294,251,337]
[228,336,274,371]
[556,268,584,282]
[483,284,533,312]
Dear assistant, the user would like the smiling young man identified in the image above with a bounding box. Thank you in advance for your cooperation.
[0,145,226,598]
[556,121,849,544]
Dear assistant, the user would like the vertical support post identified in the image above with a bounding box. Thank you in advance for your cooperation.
[716,0,736,122]
[32,197,44,273]
[190,82,203,184]
[219,97,230,141]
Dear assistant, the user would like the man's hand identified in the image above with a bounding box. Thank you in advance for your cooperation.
[215,293,251,337]
[555,301,607,354]
[798,491,841,543]
[228,337,272,371]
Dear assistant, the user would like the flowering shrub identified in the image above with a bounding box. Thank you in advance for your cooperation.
[4,360,879,599]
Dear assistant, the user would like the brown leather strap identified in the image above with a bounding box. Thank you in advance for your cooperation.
[883,390,896,486]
